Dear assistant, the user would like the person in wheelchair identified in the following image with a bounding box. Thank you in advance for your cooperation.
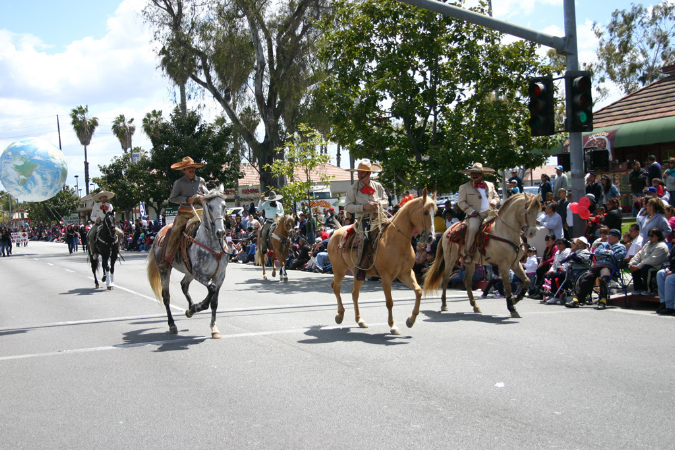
[544,237,592,304]
[542,239,571,303]
[628,227,669,295]
[565,229,626,310]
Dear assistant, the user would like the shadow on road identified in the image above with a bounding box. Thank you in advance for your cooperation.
[0,329,28,337]
[121,327,207,352]
[298,325,411,346]
[420,309,518,325]
[60,287,99,296]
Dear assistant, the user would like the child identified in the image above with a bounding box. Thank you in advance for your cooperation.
[523,246,538,294]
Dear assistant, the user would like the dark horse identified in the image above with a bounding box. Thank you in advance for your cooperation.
[88,211,123,290]
[147,186,228,338]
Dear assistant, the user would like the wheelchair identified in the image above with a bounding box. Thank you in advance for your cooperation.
[554,267,592,305]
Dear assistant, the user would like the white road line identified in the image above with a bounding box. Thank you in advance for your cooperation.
[47,263,54,266]
[111,283,186,312]
[0,323,388,362]
[65,269,74,273]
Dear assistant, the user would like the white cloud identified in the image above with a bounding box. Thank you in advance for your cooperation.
[0,0,176,197]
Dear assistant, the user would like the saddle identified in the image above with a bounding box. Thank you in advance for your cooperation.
[157,219,200,269]
[446,220,495,261]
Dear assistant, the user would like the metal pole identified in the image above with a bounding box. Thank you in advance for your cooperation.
[563,0,586,235]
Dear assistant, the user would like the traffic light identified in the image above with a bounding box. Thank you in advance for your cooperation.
[565,70,593,132]
[527,76,555,136]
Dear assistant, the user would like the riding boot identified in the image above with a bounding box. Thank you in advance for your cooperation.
[164,211,192,263]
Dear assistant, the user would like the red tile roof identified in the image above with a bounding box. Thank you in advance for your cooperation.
[236,163,353,186]
[593,75,675,128]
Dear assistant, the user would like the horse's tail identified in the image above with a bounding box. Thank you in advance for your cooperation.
[423,239,447,296]
[254,243,264,266]
[146,249,164,302]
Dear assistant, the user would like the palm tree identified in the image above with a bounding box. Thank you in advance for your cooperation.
[111,114,136,154]
[142,110,164,141]
[70,105,99,195]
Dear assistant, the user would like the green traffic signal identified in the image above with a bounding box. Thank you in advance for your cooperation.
[565,71,593,132]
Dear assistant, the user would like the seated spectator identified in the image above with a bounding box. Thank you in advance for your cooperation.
[528,234,558,299]
[628,227,669,295]
[523,246,538,295]
[444,209,459,228]
[545,237,593,304]
[652,177,665,198]
[623,223,643,264]
[602,198,622,232]
[656,243,675,315]
[565,228,626,310]
[542,239,572,302]
[481,265,506,298]
[289,238,311,270]
[665,205,675,243]
[591,226,610,253]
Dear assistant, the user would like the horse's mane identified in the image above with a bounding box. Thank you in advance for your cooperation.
[399,192,437,215]
[203,185,226,200]
[499,192,540,213]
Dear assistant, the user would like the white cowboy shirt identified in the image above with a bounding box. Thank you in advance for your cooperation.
[91,202,114,222]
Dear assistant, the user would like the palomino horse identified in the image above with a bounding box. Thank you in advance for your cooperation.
[423,193,541,318]
[88,211,123,290]
[328,189,437,335]
[255,215,295,281]
[147,186,228,338]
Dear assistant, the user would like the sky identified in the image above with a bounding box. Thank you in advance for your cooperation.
[0,0,667,201]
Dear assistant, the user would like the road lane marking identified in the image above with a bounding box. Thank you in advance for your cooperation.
[0,323,389,362]
[65,269,74,273]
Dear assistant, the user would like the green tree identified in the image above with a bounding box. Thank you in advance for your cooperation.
[267,124,333,217]
[318,0,558,195]
[70,105,99,195]
[111,114,136,154]
[26,187,79,224]
[592,0,675,96]
[141,108,242,214]
[142,0,331,190]
[96,152,149,219]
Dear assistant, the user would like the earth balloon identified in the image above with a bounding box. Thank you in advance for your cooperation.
[0,138,68,202]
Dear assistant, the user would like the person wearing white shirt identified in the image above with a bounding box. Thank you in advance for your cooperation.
[538,203,564,239]
[624,223,644,263]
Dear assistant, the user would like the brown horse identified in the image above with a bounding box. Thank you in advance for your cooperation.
[423,193,541,318]
[328,189,437,335]
[255,215,295,281]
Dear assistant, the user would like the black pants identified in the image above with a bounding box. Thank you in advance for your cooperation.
[632,265,657,291]
[577,265,613,301]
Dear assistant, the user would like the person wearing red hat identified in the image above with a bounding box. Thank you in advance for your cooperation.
[165,156,209,261]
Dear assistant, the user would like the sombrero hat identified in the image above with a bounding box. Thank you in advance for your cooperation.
[170,156,206,170]
[263,190,283,201]
[459,163,495,175]
[92,191,115,201]
[347,158,382,173]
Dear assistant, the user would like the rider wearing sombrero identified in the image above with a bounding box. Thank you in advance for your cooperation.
[166,156,209,261]
[345,158,388,280]
[88,190,115,255]
[457,163,500,264]
[258,191,285,255]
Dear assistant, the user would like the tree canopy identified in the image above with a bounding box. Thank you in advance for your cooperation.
[592,0,675,97]
[318,0,558,195]
[26,187,79,225]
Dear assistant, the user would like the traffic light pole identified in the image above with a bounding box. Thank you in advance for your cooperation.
[563,0,587,235]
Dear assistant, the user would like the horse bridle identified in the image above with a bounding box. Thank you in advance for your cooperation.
[389,198,434,244]
[98,213,118,245]
[183,196,228,279]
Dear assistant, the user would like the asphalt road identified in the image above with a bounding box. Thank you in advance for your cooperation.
[1,241,673,449]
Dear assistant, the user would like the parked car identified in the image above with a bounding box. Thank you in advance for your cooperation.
[227,207,244,218]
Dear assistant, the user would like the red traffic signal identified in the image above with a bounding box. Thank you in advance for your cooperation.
[527,76,555,136]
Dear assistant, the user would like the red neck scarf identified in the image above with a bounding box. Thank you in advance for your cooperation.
[474,182,486,190]
[100,205,109,211]
[360,185,375,195]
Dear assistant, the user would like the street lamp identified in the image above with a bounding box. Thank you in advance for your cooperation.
[74,175,79,197]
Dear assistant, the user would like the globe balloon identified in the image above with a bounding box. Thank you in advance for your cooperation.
[0,138,68,202]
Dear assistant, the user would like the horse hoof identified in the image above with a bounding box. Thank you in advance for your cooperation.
[263,276,267,280]
[358,321,368,328]
[406,316,415,328]
[474,307,482,313]
[212,331,221,339]
[511,311,521,319]
[95,284,99,289]
[335,314,344,324]
[185,309,194,318]
[283,278,288,283]
[102,276,107,282]
[272,272,276,278]
[169,325,178,334]
[391,327,401,335]
[441,305,448,312]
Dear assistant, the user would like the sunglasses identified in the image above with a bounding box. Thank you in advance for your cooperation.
[599,231,608,234]
[649,233,657,237]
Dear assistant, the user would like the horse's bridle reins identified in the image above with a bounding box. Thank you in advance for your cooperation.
[98,214,119,245]
[387,199,433,243]
[182,196,228,279]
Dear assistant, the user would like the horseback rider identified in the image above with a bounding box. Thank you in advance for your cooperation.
[457,163,500,264]
[88,190,115,254]
[166,156,209,262]
[258,191,284,255]
[345,159,388,280]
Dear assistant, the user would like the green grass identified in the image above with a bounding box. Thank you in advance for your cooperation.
[622,218,636,235]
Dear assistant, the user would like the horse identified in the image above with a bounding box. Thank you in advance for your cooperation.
[327,189,437,335]
[146,186,229,338]
[423,193,541,318]
[88,211,123,290]
[255,214,295,281]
